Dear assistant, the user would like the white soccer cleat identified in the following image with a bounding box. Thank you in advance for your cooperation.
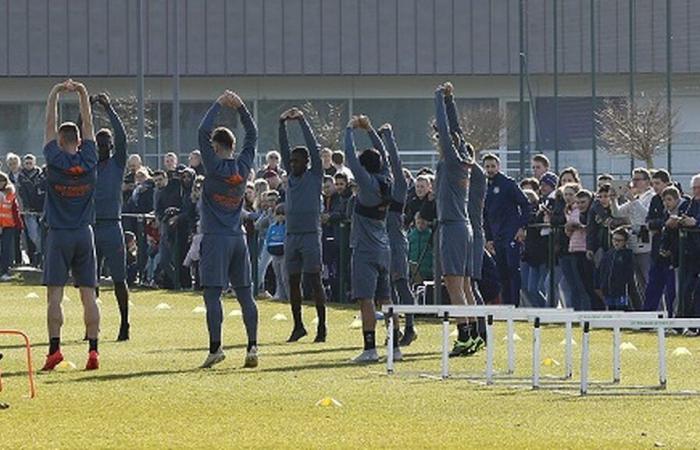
[392,347,403,362]
[200,349,226,369]
[244,346,258,368]
[350,349,380,364]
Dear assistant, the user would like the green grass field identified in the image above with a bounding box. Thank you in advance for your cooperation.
[2,283,700,449]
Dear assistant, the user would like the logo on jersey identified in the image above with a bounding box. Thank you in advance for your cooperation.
[65,165,86,176]
[225,174,244,186]
[493,186,500,194]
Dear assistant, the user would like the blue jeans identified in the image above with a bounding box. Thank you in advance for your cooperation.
[521,263,547,307]
[560,254,591,311]
[544,264,571,308]
[494,240,522,306]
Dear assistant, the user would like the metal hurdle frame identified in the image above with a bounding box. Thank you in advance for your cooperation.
[0,330,37,399]
[579,318,700,396]
[528,311,666,390]
[383,305,572,383]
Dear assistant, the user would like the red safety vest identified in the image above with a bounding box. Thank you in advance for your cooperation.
[0,190,18,228]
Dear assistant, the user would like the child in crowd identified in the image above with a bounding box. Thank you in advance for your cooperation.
[407,212,433,283]
[597,227,635,311]
[124,231,138,287]
[266,204,288,301]
[521,189,548,307]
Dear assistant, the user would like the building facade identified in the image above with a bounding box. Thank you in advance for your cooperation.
[1,0,699,185]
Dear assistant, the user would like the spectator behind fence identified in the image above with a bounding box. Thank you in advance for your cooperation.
[521,189,548,307]
[256,150,286,179]
[597,227,635,311]
[408,212,433,283]
[404,174,433,229]
[320,148,336,177]
[16,154,45,266]
[331,150,353,181]
[531,154,550,181]
[0,171,22,280]
[610,168,655,310]
[188,149,205,176]
[676,175,700,321]
[266,204,288,301]
[153,169,182,289]
[644,169,676,313]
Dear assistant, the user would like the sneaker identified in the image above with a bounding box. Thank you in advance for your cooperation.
[313,326,327,343]
[200,348,226,369]
[244,346,258,368]
[683,328,700,337]
[350,348,380,364]
[392,347,403,362]
[117,323,130,342]
[466,336,486,355]
[85,351,99,371]
[0,274,12,282]
[398,328,418,347]
[449,339,475,358]
[384,330,403,346]
[41,351,64,371]
[287,327,308,343]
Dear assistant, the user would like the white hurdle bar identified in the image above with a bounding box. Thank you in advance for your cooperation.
[580,318,700,395]
[382,305,572,382]
[528,311,666,389]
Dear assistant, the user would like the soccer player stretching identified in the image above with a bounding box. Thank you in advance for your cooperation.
[278,107,327,343]
[345,115,401,363]
[42,80,101,371]
[198,91,259,369]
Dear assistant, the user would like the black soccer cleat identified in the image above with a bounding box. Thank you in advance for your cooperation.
[287,327,308,343]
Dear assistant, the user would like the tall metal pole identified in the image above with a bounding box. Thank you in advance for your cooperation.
[553,0,559,172]
[519,0,526,176]
[628,0,635,171]
[591,0,598,181]
[173,0,181,156]
[666,0,673,172]
[137,0,146,157]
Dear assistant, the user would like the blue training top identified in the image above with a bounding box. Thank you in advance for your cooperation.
[198,101,257,236]
[279,116,323,234]
[95,105,127,221]
[43,139,98,229]
[344,126,392,251]
[381,127,408,249]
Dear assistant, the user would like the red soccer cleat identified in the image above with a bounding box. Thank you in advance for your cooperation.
[85,351,99,371]
[41,351,64,372]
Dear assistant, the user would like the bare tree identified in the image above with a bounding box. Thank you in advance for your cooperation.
[428,104,506,157]
[596,96,678,168]
[300,101,344,149]
[93,94,157,145]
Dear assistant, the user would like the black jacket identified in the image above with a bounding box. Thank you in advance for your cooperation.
[597,248,635,298]
[16,167,45,212]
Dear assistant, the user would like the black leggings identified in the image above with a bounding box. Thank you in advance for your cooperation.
[573,252,604,310]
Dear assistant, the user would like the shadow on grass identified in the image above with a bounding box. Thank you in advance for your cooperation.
[145,344,249,354]
[43,367,201,384]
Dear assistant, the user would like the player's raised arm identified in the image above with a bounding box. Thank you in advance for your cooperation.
[44,82,65,145]
[74,81,95,142]
[230,91,257,176]
[198,93,226,173]
[99,94,127,167]
[278,109,293,172]
[379,124,405,195]
[297,110,322,175]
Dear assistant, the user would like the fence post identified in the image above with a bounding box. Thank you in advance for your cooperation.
[338,221,349,304]
[677,229,686,317]
[173,224,181,290]
[136,216,148,284]
[433,224,442,305]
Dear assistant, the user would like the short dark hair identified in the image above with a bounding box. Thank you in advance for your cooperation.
[661,185,680,200]
[96,128,113,151]
[359,148,381,174]
[597,183,612,194]
[598,173,614,182]
[334,172,349,183]
[482,153,500,164]
[274,204,285,215]
[211,127,235,149]
[575,189,593,201]
[532,154,550,168]
[612,226,630,242]
[323,175,334,184]
[558,167,581,187]
[331,151,345,165]
[152,170,166,178]
[58,122,80,144]
[291,146,309,161]
[652,169,671,184]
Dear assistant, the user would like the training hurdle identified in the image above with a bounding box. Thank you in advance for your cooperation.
[579,318,700,396]
[527,311,666,390]
[0,330,37,399]
[382,305,572,383]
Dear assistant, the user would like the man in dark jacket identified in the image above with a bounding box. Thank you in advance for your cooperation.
[16,154,45,266]
[644,169,675,312]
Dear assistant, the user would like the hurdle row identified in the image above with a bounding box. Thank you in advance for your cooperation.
[380,305,700,395]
